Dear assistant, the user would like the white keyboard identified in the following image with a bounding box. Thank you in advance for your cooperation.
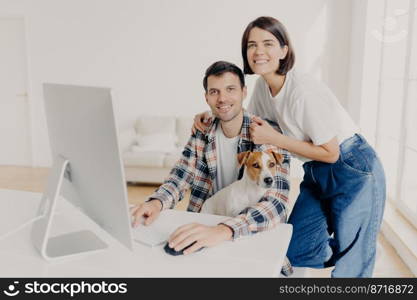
[131,223,170,247]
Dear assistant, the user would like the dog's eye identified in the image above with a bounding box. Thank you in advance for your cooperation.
[269,162,276,168]
[252,163,260,168]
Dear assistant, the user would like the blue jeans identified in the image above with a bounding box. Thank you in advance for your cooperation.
[287,134,386,277]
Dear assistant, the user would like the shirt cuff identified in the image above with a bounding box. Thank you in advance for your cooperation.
[146,192,173,211]
[219,216,254,240]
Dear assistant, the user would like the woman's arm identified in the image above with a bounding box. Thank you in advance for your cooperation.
[250,116,340,163]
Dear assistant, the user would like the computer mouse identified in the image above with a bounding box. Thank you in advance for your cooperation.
[163,241,202,256]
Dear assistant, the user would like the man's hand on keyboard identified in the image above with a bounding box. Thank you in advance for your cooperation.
[130,199,162,227]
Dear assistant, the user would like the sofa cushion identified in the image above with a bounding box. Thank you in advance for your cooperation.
[123,150,165,168]
[163,148,183,168]
[134,133,177,153]
[176,116,194,148]
[135,115,176,136]
[119,127,136,153]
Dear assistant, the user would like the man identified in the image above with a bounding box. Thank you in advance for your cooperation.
[130,61,292,275]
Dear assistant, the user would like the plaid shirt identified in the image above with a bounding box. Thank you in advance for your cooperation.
[147,110,293,276]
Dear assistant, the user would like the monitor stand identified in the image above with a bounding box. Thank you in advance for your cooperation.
[31,155,108,261]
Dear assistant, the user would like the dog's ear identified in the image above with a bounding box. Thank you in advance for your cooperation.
[269,150,284,165]
[237,151,251,166]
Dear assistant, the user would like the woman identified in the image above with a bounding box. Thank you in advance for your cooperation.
[193,16,386,277]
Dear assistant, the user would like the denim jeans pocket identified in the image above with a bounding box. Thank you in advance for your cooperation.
[339,147,373,176]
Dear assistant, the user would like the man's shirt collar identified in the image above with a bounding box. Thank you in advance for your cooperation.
[205,110,252,145]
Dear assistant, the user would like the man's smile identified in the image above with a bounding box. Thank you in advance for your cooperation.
[216,104,233,113]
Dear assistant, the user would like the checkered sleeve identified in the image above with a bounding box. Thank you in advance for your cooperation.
[219,145,293,276]
[146,134,199,210]
[280,257,293,277]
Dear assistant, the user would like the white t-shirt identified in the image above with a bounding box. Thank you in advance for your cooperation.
[213,122,240,193]
[248,70,358,162]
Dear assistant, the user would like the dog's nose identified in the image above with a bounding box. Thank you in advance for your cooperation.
[264,177,273,186]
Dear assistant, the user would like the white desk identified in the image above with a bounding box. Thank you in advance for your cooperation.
[0,189,292,277]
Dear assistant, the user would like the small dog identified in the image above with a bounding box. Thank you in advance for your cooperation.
[200,150,283,217]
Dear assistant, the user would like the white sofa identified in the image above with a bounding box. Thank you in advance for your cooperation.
[119,115,194,184]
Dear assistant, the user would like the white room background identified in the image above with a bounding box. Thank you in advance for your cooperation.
[0,0,352,169]
[0,0,417,274]
[1,0,416,275]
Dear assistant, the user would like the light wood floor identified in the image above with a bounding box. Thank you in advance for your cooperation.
[0,166,413,277]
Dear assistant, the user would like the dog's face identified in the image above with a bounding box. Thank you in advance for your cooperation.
[237,150,283,188]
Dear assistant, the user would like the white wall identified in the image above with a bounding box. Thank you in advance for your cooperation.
[0,0,353,167]
[347,0,385,147]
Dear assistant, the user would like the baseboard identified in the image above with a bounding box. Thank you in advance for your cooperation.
[381,201,417,276]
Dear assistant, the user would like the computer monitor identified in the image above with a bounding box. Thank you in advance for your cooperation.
[31,83,133,261]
